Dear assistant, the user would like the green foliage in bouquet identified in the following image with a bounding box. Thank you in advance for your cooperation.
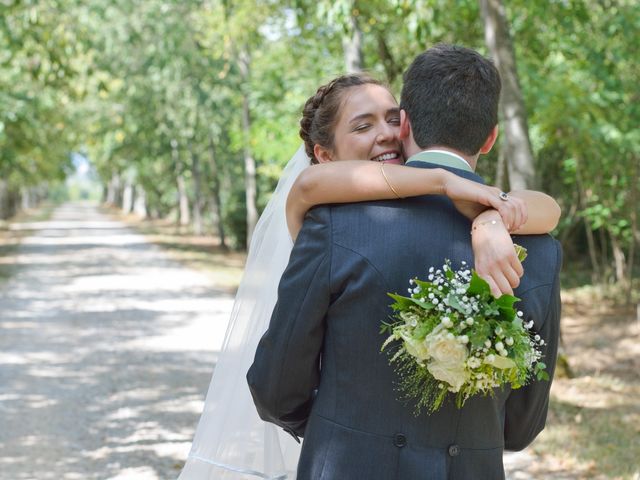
[381,247,547,414]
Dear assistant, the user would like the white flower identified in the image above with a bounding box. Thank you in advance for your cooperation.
[400,332,430,361]
[517,311,524,317]
[485,340,492,348]
[459,335,469,344]
[466,357,480,368]
[505,337,514,346]
[429,267,434,273]
[495,341,504,351]
[495,326,503,336]
[466,318,474,326]
[424,330,469,391]
[442,316,453,328]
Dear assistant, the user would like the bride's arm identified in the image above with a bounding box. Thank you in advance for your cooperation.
[286,160,560,240]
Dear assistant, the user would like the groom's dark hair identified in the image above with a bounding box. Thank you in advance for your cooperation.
[400,44,501,156]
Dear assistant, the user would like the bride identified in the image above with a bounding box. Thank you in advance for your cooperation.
[178,74,560,479]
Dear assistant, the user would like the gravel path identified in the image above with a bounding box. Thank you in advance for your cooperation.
[0,203,233,480]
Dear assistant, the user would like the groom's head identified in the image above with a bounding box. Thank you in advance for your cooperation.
[399,44,501,161]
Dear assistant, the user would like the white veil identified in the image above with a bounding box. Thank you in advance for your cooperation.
[178,146,309,480]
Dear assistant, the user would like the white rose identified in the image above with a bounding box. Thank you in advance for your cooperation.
[400,332,430,361]
[427,361,468,392]
[425,331,468,365]
[423,331,469,391]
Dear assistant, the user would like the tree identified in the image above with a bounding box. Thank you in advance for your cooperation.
[479,0,536,190]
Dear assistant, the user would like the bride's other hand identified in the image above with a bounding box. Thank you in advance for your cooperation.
[471,209,523,297]
[442,173,527,232]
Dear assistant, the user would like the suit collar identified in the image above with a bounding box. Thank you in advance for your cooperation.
[406,150,473,173]
[405,152,484,185]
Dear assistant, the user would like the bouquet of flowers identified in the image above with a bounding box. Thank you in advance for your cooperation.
[381,247,548,414]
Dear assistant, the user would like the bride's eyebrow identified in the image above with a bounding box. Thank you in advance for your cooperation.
[348,107,400,124]
[348,112,374,124]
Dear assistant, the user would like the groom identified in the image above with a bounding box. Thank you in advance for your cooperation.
[248,44,561,479]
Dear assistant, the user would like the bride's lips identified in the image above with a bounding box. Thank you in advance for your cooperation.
[371,151,403,165]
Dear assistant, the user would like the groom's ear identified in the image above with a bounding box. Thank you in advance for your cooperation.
[313,144,334,163]
[479,125,499,154]
[399,109,411,140]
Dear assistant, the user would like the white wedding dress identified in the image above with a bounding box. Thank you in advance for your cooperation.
[178,146,309,480]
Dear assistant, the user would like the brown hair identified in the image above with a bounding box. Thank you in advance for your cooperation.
[299,74,383,164]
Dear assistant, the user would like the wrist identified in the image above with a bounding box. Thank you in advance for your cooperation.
[472,209,501,225]
[471,212,507,235]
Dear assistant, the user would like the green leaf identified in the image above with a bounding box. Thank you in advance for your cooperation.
[495,294,520,310]
[467,271,491,297]
[514,244,528,262]
[388,293,415,309]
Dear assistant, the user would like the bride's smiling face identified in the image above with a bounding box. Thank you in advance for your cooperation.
[314,84,403,165]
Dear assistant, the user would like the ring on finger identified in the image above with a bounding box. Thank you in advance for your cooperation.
[499,191,509,201]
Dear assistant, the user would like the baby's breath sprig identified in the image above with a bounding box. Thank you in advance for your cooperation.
[382,247,547,414]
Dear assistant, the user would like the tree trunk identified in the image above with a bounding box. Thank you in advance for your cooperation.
[610,233,626,285]
[0,180,9,219]
[191,148,204,236]
[342,11,363,73]
[172,139,190,227]
[106,173,122,207]
[479,0,536,190]
[208,134,227,249]
[626,156,638,303]
[376,33,400,83]
[574,156,601,282]
[122,181,134,214]
[21,187,31,210]
[133,185,147,218]
[238,47,258,249]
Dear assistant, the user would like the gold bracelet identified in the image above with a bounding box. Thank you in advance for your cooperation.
[380,163,402,199]
[470,219,500,234]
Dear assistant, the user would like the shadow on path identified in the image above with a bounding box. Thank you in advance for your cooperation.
[0,203,234,480]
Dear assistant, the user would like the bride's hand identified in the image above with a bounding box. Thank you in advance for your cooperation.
[442,173,527,232]
[471,210,523,297]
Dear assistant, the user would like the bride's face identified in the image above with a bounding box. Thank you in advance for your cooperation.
[317,84,403,164]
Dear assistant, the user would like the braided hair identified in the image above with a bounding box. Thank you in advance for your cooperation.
[299,74,382,164]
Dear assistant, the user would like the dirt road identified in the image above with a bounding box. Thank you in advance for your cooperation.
[0,203,233,480]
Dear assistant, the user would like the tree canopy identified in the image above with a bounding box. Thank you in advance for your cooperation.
[1,0,637,285]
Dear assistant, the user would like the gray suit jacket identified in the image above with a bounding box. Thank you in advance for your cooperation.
[248,163,562,480]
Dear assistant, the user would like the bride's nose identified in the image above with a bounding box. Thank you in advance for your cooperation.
[376,124,397,143]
